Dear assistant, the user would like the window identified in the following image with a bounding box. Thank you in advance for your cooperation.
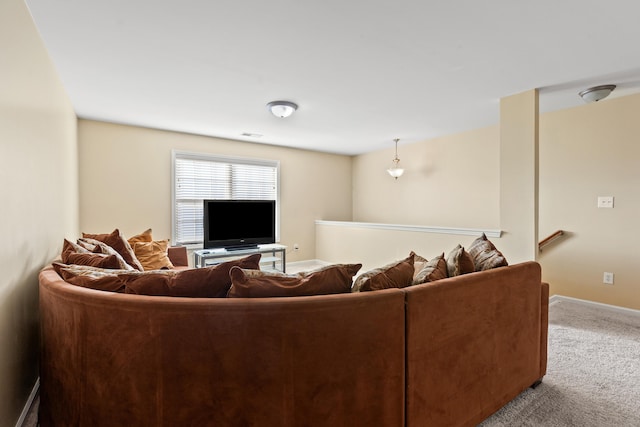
[172,151,279,246]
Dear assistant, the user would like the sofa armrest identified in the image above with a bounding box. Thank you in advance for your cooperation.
[167,246,189,267]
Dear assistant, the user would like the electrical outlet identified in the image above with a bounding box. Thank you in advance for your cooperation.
[597,196,614,208]
[603,272,614,285]
[293,243,299,251]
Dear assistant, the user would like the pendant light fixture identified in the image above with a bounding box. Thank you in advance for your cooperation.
[387,138,404,179]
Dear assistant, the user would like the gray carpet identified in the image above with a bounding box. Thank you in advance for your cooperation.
[481,297,640,426]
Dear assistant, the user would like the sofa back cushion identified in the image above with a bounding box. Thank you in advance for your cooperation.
[227,263,362,298]
[352,253,415,292]
[120,254,261,297]
[52,263,133,293]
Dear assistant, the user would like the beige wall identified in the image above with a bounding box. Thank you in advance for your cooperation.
[345,92,640,310]
[322,126,501,276]
[538,93,640,310]
[78,120,352,263]
[0,0,78,424]
[352,125,500,229]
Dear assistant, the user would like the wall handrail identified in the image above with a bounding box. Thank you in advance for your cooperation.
[539,230,564,251]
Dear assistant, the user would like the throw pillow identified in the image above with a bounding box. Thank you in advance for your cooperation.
[132,240,174,271]
[82,229,144,271]
[79,238,136,271]
[352,253,415,292]
[61,239,91,260]
[446,244,475,277]
[120,254,262,297]
[62,237,124,269]
[127,228,153,246]
[53,263,137,292]
[76,239,98,252]
[227,263,362,298]
[412,253,448,285]
[468,233,508,271]
[65,252,125,270]
[411,251,429,280]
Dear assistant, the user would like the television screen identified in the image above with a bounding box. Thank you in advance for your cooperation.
[203,199,276,250]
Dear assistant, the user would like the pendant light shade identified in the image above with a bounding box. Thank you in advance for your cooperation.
[387,138,404,179]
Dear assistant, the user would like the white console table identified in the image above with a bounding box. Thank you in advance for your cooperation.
[193,244,287,272]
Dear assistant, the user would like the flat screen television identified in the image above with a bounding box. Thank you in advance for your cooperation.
[203,199,276,250]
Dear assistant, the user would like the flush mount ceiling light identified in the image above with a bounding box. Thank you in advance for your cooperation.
[578,84,616,103]
[266,100,298,118]
[387,138,404,179]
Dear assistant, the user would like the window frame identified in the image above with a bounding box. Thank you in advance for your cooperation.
[171,150,281,247]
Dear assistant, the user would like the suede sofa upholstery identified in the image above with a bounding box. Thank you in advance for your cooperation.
[38,260,548,427]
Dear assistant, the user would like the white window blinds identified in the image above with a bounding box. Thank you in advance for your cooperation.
[172,151,279,245]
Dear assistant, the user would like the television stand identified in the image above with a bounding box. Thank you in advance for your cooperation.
[193,244,286,272]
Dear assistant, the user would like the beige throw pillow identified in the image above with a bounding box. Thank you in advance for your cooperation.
[133,240,174,271]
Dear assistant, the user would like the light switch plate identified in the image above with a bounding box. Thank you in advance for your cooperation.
[597,196,614,208]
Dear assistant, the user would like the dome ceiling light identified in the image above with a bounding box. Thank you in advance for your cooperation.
[266,100,298,118]
[578,84,616,103]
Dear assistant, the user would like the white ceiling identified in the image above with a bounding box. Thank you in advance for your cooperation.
[25,0,640,155]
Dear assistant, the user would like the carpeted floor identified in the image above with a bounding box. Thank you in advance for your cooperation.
[481,297,640,426]
[22,296,640,427]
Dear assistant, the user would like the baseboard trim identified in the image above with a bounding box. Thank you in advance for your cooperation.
[15,377,39,427]
[549,295,640,316]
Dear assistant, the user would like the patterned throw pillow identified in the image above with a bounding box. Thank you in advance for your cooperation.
[352,253,415,292]
[411,251,429,280]
[412,253,448,285]
[61,239,91,259]
[468,233,508,271]
[227,263,362,298]
[76,239,98,252]
[82,229,144,271]
[446,244,475,277]
[121,254,262,297]
[52,263,145,292]
[79,238,136,271]
[61,238,123,269]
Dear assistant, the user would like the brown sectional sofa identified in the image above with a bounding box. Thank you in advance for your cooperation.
[39,260,548,427]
